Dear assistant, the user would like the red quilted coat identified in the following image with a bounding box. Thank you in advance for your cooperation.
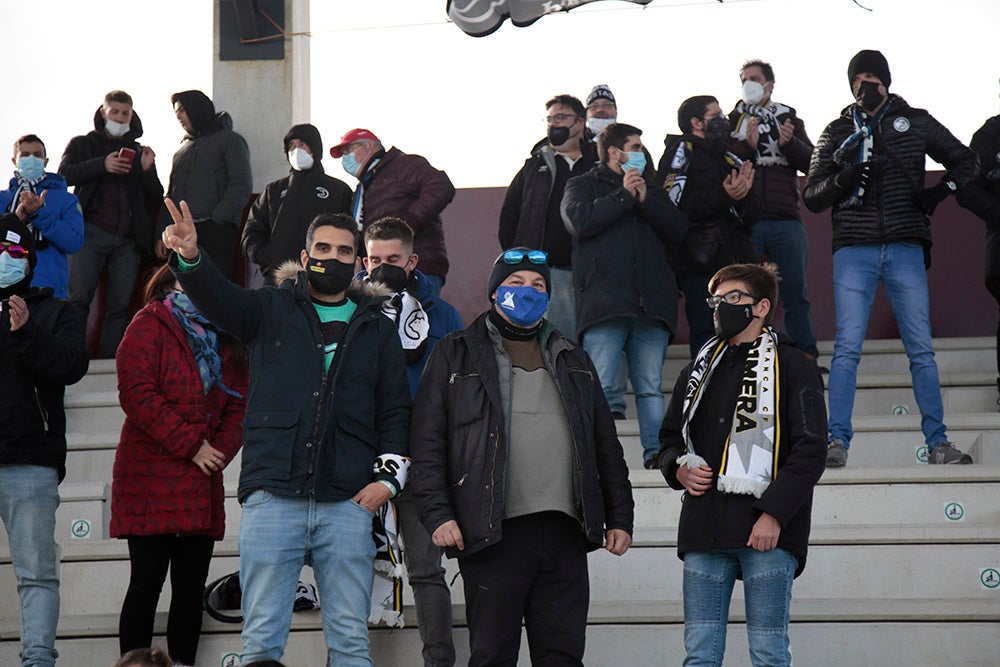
[110,299,248,540]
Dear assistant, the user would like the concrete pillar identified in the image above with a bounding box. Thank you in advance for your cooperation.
[212,0,310,192]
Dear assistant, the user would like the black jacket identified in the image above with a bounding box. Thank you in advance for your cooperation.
[169,254,412,503]
[241,168,353,281]
[656,134,764,275]
[58,108,165,252]
[804,95,979,257]
[957,114,1000,289]
[0,288,89,482]
[409,313,634,559]
[561,165,690,338]
[656,335,826,575]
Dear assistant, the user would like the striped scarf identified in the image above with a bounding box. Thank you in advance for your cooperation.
[838,105,889,208]
[663,139,743,219]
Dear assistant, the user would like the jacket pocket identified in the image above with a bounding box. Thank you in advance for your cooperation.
[242,408,301,481]
[448,372,486,429]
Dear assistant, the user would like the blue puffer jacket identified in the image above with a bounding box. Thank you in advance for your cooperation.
[0,173,84,298]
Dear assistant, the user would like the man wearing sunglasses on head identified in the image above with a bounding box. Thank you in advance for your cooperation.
[410,248,634,666]
[654,262,825,667]
[0,212,89,667]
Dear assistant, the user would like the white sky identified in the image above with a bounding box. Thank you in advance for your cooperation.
[0,0,997,189]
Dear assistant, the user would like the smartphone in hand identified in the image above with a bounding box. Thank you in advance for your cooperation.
[118,147,136,169]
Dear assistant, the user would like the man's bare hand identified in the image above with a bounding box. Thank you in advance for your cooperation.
[192,439,225,476]
[623,169,645,201]
[747,512,781,551]
[745,117,760,149]
[15,190,46,220]
[677,464,713,496]
[431,519,465,550]
[352,482,393,512]
[105,152,131,175]
[6,295,29,332]
[778,119,795,146]
[605,528,632,556]
[162,198,199,261]
[140,146,156,172]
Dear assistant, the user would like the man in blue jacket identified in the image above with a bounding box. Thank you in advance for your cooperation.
[360,216,462,666]
[0,134,84,298]
[162,200,411,666]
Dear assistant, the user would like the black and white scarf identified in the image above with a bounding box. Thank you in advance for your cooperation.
[5,175,46,246]
[663,139,743,218]
[677,327,781,498]
[381,289,430,365]
[837,105,889,208]
[731,101,795,167]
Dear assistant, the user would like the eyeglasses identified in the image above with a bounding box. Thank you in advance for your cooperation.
[499,249,548,266]
[588,101,616,111]
[544,114,580,124]
[706,289,760,309]
[0,245,30,259]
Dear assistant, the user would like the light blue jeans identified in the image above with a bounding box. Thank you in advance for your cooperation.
[238,491,377,666]
[0,465,60,667]
[829,243,947,448]
[682,547,798,667]
[582,316,669,462]
[547,267,577,342]
[752,219,818,357]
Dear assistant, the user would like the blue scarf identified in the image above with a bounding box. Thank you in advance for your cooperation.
[163,291,242,399]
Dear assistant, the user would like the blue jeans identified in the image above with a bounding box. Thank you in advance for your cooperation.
[682,547,798,667]
[582,316,669,462]
[829,243,947,447]
[752,219,818,357]
[0,465,60,667]
[679,272,715,359]
[547,267,577,342]
[238,491,377,666]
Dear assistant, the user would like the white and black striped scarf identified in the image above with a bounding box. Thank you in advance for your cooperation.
[838,105,888,208]
[732,101,795,167]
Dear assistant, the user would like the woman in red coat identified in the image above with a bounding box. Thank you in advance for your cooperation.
[111,263,247,667]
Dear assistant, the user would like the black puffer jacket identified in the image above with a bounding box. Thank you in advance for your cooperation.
[0,287,89,482]
[957,115,1000,290]
[58,108,165,251]
[561,165,689,338]
[804,95,979,256]
[409,313,634,559]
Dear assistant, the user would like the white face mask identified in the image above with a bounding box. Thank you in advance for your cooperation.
[587,117,616,136]
[288,147,314,171]
[742,80,765,106]
[105,118,130,138]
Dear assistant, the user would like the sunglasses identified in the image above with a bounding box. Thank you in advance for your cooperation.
[500,249,548,266]
[0,245,30,259]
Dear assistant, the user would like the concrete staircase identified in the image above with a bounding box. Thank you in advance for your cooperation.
[2,338,999,665]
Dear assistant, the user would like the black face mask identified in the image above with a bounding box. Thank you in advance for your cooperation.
[705,115,731,138]
[854,80,886,112]
[369,263,409,293]
[714,301,756,340]
[547,124,572,147]
[306,256,355,295]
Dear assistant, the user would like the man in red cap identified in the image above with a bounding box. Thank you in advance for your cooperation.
[331,129,455,299]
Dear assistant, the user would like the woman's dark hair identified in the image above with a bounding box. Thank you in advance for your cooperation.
[113,647,172,667]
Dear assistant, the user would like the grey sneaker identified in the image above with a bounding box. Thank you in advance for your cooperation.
[826,439,848,468]
[927,442,973,464]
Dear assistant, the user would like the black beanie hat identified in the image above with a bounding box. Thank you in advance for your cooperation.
[487,247,551,300]
[0,213,37,272]
[283,123,323,161]
[848,50,891,89]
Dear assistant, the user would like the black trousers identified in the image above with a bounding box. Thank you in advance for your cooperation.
[458,511,590,667]
[196,220,241,284]
[119,534,215,665]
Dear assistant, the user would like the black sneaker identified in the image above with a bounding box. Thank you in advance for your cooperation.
[927,442,973,464]
[643,458,658,470]
[826,439,848,468]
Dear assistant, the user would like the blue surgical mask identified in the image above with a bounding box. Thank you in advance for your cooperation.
[0,253,28,288]
[342,152,362,177]
[16,156,45,182]
[620,151,647,174]
[495,285,549,327]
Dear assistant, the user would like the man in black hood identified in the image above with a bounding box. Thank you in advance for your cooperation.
[242,124,353,284]
[59,90,164,357]
[157,90,252,283]
[0,212,89,667]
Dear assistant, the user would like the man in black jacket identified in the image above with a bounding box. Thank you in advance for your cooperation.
[59,90,164,358]
[657,95,763,358]
[957,112,1000,402]
[241,124,353,284]
[656,262,825,667]
[563,123,689,469]
[410,249,634,666]
[0,213,89,667]
[804,50,980,467]
[162,203,411,665]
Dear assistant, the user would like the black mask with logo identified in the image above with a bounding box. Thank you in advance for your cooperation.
[306,256,355,295]
[369,263,409,294]
[854,80,886,113]
[714,301,757,340]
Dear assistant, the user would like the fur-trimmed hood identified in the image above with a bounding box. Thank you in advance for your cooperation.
[272,260,395,300]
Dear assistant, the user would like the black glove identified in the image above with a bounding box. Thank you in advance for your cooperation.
[914,181,952,216]
[836,162,867,191]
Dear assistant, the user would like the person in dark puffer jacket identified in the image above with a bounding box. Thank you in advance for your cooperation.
[804,49,980,468]
[112,263,247,667]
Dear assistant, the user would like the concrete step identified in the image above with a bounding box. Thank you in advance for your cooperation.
[66,358,117,397]
[64,391,124,435]
[0,483,107,548]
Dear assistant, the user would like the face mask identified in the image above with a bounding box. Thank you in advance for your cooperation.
[587,117,616,136]
[495,285,549,327]
[306,256,355,295]
[854,80,885,112]
[369,263,409,293]
[705,116,731,138]
[16,156,45,182]
[742,80,765,106]
[619,150,647,174]
[288,147,314,171]
[0,253,28,288]
[547,125,572,147]
[342,152,362,177]
[104,118,130,138]
[713,301,756,340]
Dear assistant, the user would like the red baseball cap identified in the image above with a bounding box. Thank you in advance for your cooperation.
[329,128,381,158]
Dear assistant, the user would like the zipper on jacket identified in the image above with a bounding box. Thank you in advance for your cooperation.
[449,371,480,384]
[33,387,49,434]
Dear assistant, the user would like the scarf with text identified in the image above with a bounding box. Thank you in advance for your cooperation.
[663,139,743,219]
[731,101,795,167]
